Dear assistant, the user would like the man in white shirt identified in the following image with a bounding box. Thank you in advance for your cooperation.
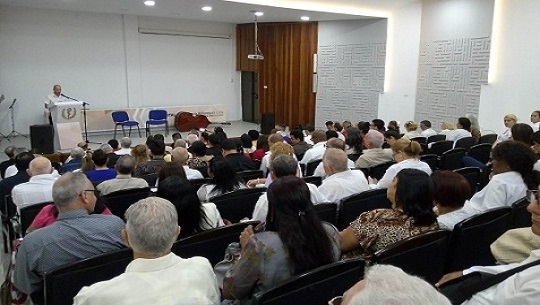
[11,156,59,209]
[318,148,369,203]
[354,130,394,169]
[96,155,149,196]
[252,155,327,222]
[115,137,132,155]
[436,192,540,305]
[313,138,355,178]
[43,84,68,124]
[171,147,204,180]
[300,129,327,165]
[74,197,220,305]
[420,120,438,138]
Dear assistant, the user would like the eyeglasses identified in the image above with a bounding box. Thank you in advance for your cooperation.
[83,189,100,197]
[328,296,343,305]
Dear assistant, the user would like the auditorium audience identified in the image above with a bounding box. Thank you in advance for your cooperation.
[85,149,117,183]
[345,127,363,155]
[531,110,540,132]
[240,133,255,155]
[221,139,257,172]
[130,144,149,166]
[223,176,340,303]
[96,155,148,196]
[157,176,224,238]
[383,130,401,147]
[0,145,16,179]
[115,137,132,155]
[251,155,327,222]
[420,120,438,138]
[171,147,204,180]
[299,129,327,165]
[466,113,482,142]
[447,117,472,143]
[259,133,284,175]
[438,141,537,229]
[100,143,120,168]
[187,141,213,177]
[197,158,246,202]
[251,134,269,161]
[134,137,166,177]
[157,162,186,182]
[318,148,369,202]
[11,156,59,209]
[313,138,355,177]
[494,114,517,145]
[370,119,386,133]
[206,133,225,157]
[303,124,315,145]
[335,265,450,305]
[3,148,29,178]
[436,185,540,305]
[511,123,534,146]
[387,120,400,134]
[59,147,85,173]
[439,121,455,137]
[13,172,125,302]
[402,120,421,139]
[340,168,439,259]
[431,170,471,216]
[355,130,393,169]
[290,129,312,160]
[0,152,34,208]
[73,197,220,304]
[369,138,431,189]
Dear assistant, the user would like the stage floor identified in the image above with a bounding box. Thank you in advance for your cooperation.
[0,120,260,162]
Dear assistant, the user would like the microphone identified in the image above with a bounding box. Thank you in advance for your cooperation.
[61,94,79,102]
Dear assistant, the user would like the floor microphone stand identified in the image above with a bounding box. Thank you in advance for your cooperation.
[82,101,101,145]
[6,99,27,140]
[0,95,10,142]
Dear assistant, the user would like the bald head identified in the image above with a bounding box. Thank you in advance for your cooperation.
[173,139,187,149]
[171,147,189,164]
[326,138,346,150]
[323,148,348,173]
[268,134,284,146]
[29,157,53,176]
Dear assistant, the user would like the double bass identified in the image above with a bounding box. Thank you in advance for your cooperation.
[174,111,230,132]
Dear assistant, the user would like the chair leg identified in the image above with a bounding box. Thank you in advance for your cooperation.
[128,126,132,137]
[113,125,118,139]
[121,125,127,137]
[137,125,142,138]
[146,124,150,137]
[165,122,169,136]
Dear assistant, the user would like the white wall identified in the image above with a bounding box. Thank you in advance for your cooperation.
[0,5,240,134]
[478,0,540,134]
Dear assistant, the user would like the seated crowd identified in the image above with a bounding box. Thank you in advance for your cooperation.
[2,111,540,304]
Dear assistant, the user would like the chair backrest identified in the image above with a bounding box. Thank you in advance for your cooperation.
[347,153,361,162]
[446,207,512,272]
[453,167,481,197]
[410,136,427,144]
[172,221,258,266]
[427,134,446,143]
[479,133,497,145]
[369,161,396,180]
[468,143,492,164]
[438,148,466,170]
[454,137,476,150]
[429,140,454,155]
[420,154,439,171]
[313,203,337,226]
[210,188,266,223]
[373,229,450,284]
[141,173,158,187]
[511,197,531,229]
[302,176,322,187]
[43,248,132,305]
[101,187,151,219]
[237,170,264,183]
[148,109,167,120]
[111,111,129,123]
[336,189,391,230]
[190,178,212,190]
[19,202,52,236]
[306,159,322,176]
[252,258,365,305]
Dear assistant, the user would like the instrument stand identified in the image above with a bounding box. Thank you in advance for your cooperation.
[6,99,28,140]
[81,102,101,145]
[0,95,10,142]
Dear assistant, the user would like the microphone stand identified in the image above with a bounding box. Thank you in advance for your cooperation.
[0,94,8,142]
[6,99,27,140]
[62,95,100,145]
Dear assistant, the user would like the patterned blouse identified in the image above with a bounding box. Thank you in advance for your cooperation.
[223,223,341,304]
[344,208,438,260]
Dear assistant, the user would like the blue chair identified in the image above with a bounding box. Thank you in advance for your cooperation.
[111,111,141,139]
[146,109,169,137]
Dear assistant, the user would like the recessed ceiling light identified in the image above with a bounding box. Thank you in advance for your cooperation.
[202,6,212,12]
[254,11,264,17]
[144,0,155,7]
[301,16,310,21]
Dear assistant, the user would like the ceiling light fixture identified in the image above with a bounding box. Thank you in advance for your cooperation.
[144,0,155,7]
[301,16,310,21]
[202,6,212,12]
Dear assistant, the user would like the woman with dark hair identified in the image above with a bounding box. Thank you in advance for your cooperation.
[448,117,472,143]
[387,120,400,134]
[187,141,213,177]
[438,141,538,229]
[157,176,224,238]
[240,133,255,155]
[383,130,401,148]
[345,127,363,155]
[158,162,186,182]
[251,134,269,161]
[511,123,534,146]
[431,171,471,216]
[340,168,439,259]
[197,158,246,202]
[530,110,540,132]
[222,176,339,303]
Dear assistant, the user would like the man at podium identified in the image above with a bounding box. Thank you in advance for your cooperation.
[44,84,68,124]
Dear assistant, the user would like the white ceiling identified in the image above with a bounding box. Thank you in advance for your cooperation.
[0,0,419,23]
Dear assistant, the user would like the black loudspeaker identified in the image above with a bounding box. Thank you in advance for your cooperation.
[260,113,275,135]
[30,125,54,154]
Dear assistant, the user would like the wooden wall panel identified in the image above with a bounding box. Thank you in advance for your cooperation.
[237,22,318,129]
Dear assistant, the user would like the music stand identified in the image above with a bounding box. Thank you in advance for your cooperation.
[0,94,9,142]
[6,99,27,140]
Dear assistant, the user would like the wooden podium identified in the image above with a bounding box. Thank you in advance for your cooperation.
[50,101,83,150]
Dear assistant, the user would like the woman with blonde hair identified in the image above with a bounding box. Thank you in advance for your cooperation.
[130,144,149,166]
[402,121,421,140]
[496,114,518,145]
[369,138,432,189]
[248,142,299,187]
[439,121,455,138]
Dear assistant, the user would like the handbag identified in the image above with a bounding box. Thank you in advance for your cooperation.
[213,242,242,288]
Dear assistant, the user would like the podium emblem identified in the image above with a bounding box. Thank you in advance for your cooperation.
[61,108,77,120]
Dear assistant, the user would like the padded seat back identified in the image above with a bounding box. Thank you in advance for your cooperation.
[101,187,151,219]
[313,203,337,226]
[429,140,454,155]
[453,167,481,197]
[454,137,476,150]
[210,188,266,223]
[438,148,466,170]
[511,197,531,229]
[468,143,492,164]
[336,189,391,230]
[369,161,396,181]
